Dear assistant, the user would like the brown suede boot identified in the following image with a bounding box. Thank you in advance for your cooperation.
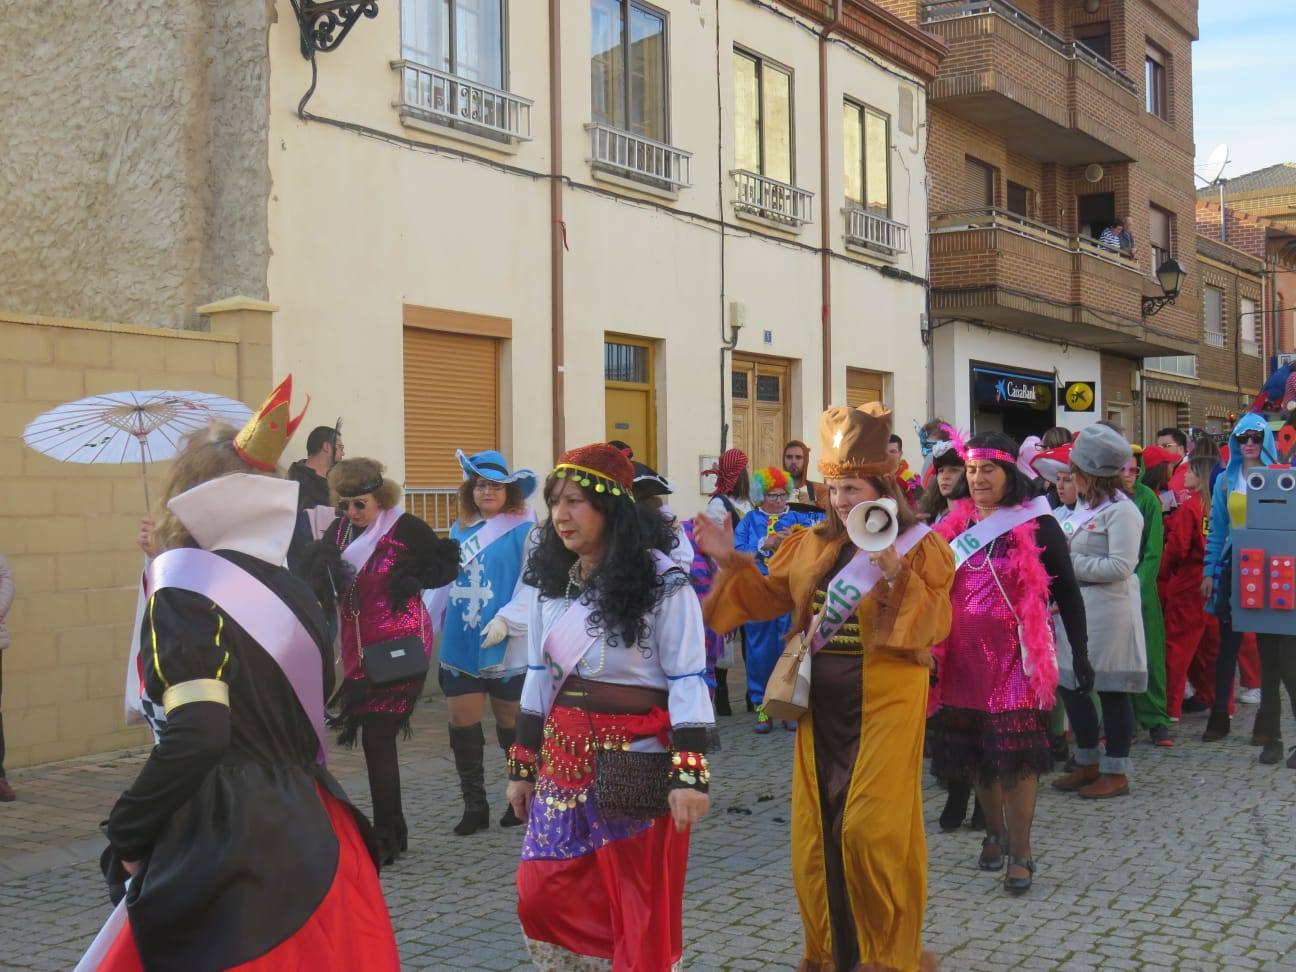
[1078,773,1129,799]
[1051,763,1099,791]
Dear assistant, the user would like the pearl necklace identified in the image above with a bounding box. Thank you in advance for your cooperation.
[565,562,608,675]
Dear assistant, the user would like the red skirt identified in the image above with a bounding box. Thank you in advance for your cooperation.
[517,816,689,971]
[82,785,399,972]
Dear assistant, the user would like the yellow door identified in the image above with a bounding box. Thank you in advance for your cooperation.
[732,355,789,471]
[604,337,656,465]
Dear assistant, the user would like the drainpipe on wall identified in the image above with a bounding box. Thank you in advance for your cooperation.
[818,0,844,410]
[549,0,565,459]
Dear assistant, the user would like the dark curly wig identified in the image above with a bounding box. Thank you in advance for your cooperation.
[523,474,680,649]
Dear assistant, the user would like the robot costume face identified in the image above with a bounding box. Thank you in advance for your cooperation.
[1232,465,1296,634]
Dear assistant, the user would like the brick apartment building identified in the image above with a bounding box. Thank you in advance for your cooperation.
[1143,234,1263,437]
[1198,163,1296,357]
[874,0,1200,441]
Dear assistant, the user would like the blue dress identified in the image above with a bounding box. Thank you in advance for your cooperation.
[734,508,819,705]
[439,518,534,678]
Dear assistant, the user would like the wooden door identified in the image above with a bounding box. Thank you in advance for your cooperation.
[732,355,789,471]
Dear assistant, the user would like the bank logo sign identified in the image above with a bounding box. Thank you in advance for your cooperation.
[995,378,1041,404]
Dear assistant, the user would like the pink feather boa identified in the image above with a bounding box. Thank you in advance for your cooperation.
[935,498,1059,708]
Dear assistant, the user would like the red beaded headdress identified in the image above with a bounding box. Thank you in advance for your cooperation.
[553,443,635,500]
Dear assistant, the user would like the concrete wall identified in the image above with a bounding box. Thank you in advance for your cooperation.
[932,321,1103,434]
[0,304,273,769]
[266,0,934,517]
[0,0,271,330]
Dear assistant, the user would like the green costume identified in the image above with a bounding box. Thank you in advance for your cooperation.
[1131,481,1168,729]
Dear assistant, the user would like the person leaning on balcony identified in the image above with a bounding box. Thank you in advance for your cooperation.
[1099,219,1123,252]
[0,550,15,802]
[1118,215,1136,257]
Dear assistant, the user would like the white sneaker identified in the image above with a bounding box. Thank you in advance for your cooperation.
[1238,688,1262,705]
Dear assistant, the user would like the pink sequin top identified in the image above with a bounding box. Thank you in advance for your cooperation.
[940,538,1039,713]
[338,518,434,716]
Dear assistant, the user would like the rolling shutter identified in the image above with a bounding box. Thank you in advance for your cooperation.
[403,327,498,487]
[847,368,887,408]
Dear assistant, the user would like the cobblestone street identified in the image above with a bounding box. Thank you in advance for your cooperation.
[1,695,1293,971]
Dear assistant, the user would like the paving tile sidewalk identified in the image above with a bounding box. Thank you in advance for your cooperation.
[1,697,1294,970]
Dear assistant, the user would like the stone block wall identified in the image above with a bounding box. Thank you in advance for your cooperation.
[0,0,271,331]
[0,302,272,768]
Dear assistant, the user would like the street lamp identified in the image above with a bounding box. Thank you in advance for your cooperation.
[1142,258,1186,317]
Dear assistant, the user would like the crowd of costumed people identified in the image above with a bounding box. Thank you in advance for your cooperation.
[65,364,1295,972]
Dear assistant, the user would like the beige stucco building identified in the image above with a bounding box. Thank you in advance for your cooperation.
[0,0,944,765]
[266,0,945,515]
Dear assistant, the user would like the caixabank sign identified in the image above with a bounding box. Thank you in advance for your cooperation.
[970,364,1055,412]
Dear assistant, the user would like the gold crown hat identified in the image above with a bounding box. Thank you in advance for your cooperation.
[818,401,899,479]
[233,375,310,471]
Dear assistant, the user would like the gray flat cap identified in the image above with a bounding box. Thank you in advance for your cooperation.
[1071,423,1132,477]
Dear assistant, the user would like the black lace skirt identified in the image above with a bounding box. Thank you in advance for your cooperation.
[929,706,1052,787]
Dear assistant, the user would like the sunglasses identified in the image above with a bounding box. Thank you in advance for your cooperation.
[765,492,789,500]
[338,498,370,512]
[1236,432,1265,445]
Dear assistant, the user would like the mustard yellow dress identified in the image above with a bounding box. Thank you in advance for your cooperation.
[706,526,953,972]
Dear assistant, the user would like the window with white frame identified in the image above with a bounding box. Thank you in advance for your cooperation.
[1239,296,1259,355]
[402,0,505,86]
[1204,286,1225,348]
[1144,355,1197,378]
[734,49,793,184]
[1150,204,1173,271]
[591,0,668,142]
[844,100,889,215]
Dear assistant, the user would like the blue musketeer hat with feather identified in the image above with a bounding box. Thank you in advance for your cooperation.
[456,448,537,500]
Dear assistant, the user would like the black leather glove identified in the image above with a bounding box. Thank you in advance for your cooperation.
[1072,648,1095,694]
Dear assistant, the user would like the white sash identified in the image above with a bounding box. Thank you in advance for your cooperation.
[304,504,337,542]
[339,505,404,575]
[810,524,931,653]
[1057,496,1119,540]
[949,497,1052,569]
[536,551,675,713]
[423,510,537,626]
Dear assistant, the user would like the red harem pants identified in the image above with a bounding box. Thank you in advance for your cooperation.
[518,815,688,971]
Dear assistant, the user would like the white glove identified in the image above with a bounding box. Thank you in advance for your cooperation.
[481,617,509,648]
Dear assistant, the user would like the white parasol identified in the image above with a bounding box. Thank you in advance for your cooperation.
[22,390,252,508]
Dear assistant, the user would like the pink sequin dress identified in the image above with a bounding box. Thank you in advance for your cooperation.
[335,518,434,740]
[932,535,1053,785]
[941,541,1037,714]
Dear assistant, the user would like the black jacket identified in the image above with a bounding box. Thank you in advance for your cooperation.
[287,460,331,511]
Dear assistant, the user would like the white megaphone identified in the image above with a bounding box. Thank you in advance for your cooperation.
[846,498,899,552]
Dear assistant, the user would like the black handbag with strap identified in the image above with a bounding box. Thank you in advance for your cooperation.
[351,605,429,687]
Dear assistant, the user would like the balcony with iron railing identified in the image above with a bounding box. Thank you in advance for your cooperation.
[586,123,692,194]
[731,170,815,228]
[928,208,1192,356]
[393,60,533,144]
[920,0,1139,163]
[844,207,909,256]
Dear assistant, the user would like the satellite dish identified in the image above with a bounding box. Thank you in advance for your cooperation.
[1083,164,1104,184]
[1201,143,1230,184]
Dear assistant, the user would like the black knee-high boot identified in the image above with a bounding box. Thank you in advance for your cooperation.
[449,723,490,836]
[496,725,524,828]
[714,667,732,716]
